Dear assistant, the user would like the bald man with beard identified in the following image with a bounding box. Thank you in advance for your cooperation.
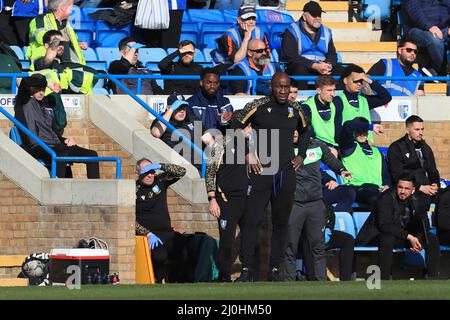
[228,39,277,96]
[231,72,310,282]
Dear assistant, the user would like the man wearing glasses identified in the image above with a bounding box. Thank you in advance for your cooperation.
[212,6,271,65]
[333,64,392,144]
[282,1,341,90]
[158,40,204,95]
[228,39,277,95]
[368,37,425,96]
[135,158,186,283]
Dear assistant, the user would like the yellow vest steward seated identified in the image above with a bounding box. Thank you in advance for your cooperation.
[26,12,86,65]
[30,68,94,95]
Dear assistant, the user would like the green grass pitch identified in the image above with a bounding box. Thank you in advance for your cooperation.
[0,281,449,300]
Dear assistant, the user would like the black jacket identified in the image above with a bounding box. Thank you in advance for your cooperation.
[388,134,440,189]
[356,189,430,246]
[436,185,450,231]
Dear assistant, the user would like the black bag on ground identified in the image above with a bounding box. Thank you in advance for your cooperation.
[168,232,219,283]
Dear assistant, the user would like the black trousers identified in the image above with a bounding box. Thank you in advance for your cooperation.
[323,185,356,212]
[300,230,355,281]
[241,168,296,274]
[216,191,247,280]
[438,230,450,247]
[133,10,183,49]
[351,184,380,211]
[0,11,31,47]
[28,143,100,179]
[376,232,440,280]
[286,63,344,90]
[152,230,174,283]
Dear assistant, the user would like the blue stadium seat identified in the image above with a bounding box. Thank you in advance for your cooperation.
[9,45,24,60]
[95,47,120,66]
[203,48,213,62]
[78,20,96,31]
[334,212,356,238]
[96,21,131,34]
[138,48,167,65]
[145,63,160,73]
[183,9,226,23]
[179,32,199,46]
[257,9,294,24]
[271,49,279,62]
[222,9,238,22]
[10,126,23,146]
[359,0,392,22]
[202,31,222,49]
[93,87,110,94]
[86,61,107,72]
[83,47,98,61]
[181,22,199,33]
[20,60,31,70]
[96,30,129,48]
[353,212,371,235]
[22,46,28,57]
[75,29,94,47]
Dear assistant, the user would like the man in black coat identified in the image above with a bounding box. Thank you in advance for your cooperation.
[357,175,440,280]
[388,115,440,203]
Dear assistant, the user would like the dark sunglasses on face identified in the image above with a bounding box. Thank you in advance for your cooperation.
[403,47,418,54]
[249,48,267,53]
[353,79,364,84]
[181,51,195,56]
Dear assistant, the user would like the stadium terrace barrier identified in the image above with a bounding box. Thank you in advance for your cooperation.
[0,103,121,179]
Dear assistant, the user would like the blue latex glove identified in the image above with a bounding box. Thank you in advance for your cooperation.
[324,228,332,244]
[147,233,163,250]
[170,100,188,111]
[140,163,161,175]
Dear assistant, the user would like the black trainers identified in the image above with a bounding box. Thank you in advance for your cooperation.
[235,268,253,282]
[268,267,283,282]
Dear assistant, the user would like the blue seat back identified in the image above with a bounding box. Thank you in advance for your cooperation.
[95,47,120,66]
[96,21,131,34]
[202,31,222,49]
[9,45,24,60]
[69,5,82,29]
[10,126,23,146]
[96,30,129,48]
[271,49,279,62]
[334,212,356,238]
[179,32,199,46]
[83,47,98,61]
[86,60,107,72]
[81,7,112,21]
[352,212,371,235]
[257,10,294,24]
[203,48,213,62]
[20,60,31,70]
[183,9,226,23]
[138,48,167,65]
[181,22,199,33]
[75,29,94,47]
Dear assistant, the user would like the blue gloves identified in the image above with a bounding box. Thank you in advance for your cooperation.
[147,233,163,250]
[324,228,332,244]
[140,163,161,175]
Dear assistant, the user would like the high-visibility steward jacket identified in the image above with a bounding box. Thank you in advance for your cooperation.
[303,95,338,146]
[338,92,374,143]
[286,22,332,62]
[212,25,264,64]
[380,58,421,96]
[30,67,94,94]
[342,142,383,187]
[26,12,85,65]
[228,57,276,94]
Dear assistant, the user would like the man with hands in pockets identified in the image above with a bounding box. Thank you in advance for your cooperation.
[135,158,186,283]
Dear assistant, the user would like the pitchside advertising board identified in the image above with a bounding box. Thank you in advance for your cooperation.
[147,96,415,122]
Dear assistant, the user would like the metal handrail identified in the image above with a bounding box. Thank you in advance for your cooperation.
[0,106,121,179]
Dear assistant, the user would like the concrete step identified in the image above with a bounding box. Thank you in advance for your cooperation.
[0,255,27,267]
[286,1,348,11]
[340,52,396,64]
[332,28,381,42]
[335,41,397,52]
[289,10,349,22]
[425,83,447,94]
[0,278,28,287]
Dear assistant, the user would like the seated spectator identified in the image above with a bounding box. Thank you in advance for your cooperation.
[340,118,391,210]
[212,6,271,65]
[228,39,277,95]
[32,30,98,94]
[14,74,100,178]
[321,169,356,213]
[187,68,234,132]
[158,40,203,95]
[108,37,162,95]
[402,0,449,75]
[356,175,440,280]
[151,93,210,169]
[134,158,187,283]
[368,37,425,96]
[288,80,299,102]
[334,64,392,144]
[388,115,440,203]
[26,0,87,65]
[301,76,339,155]
[282,1,341,90]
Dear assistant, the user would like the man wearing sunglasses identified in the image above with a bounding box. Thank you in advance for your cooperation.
[135,158,186,283]
[212,6,271,65]
[333,64,392,144]
[282,1,341,90]
[228,39,277,95]
[108,37,162,95]
[368,37,425,96]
